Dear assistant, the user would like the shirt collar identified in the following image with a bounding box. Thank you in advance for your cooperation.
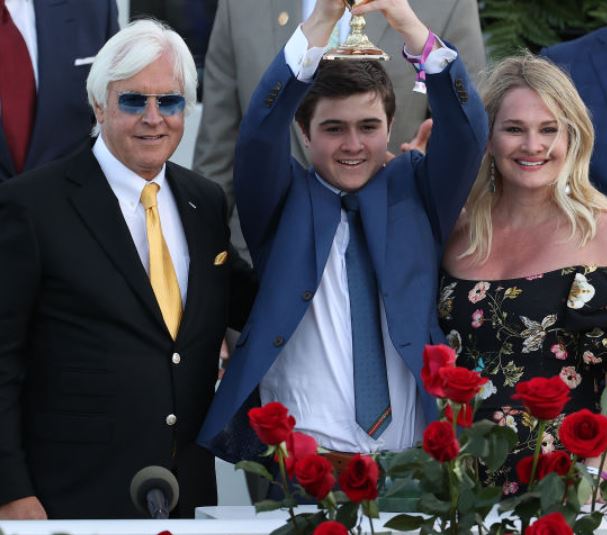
[314,171,342,195]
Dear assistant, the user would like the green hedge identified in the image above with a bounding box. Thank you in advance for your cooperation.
[479,0,607,59]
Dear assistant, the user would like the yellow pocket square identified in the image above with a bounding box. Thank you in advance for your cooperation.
[214,250,228,265]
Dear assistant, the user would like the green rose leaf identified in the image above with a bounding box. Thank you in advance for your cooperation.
[336,501,359,528]
[419,492,452,514]
[254,499,283,513]
[574,511,603,534]
[235,460,273,481]
[384,513,426,531]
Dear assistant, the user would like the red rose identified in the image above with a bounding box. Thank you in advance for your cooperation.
[525,512,573,535]
[421,344,456,397]
[511,376,570,420]
[313,521,349,535]
[516,455,534,484]
[445,401,474,428]
[248,402,296,445]
[439,367,488,403]
[338,454,379,502]
[516,451,571,484]
[280,432,318,477]
[539,451,571,479]
[294,454,335,500]
[559,409,607,458]
[423,421,460,462]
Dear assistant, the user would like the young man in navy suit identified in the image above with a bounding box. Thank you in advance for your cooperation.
[198,0,487,467]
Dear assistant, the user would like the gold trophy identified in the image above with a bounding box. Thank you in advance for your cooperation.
[324,0,389,61]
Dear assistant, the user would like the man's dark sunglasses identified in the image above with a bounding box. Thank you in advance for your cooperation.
[117,92,186,116]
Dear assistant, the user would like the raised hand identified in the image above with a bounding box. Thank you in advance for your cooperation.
[302,0,346,47]
[351,0,432,54]
[400,118,433,154]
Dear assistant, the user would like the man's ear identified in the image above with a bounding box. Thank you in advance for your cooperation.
[93,101,105,125]
[297,121,310,147]
[387,118,394,143]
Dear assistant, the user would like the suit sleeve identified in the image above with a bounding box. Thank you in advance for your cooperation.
[441,0,486,82]
[233,51,310,263]
[412,55,488,247]
[0,194,41,505]
[193,0,240,216]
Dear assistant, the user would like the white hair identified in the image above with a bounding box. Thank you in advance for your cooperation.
[87,18,197,133]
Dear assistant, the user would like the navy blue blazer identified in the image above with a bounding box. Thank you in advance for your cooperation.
[0,0,118,181]
[198,50,488,462]
[541,27,607,193]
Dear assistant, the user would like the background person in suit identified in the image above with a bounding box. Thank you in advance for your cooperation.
[0,0,119,181]
[541,27,607,193]
[0,19,255,519]
[198,0,487,469]
[193,0,486,263]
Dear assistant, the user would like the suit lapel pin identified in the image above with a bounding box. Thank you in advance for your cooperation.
[188,201,197,209]
[214,250,228,266]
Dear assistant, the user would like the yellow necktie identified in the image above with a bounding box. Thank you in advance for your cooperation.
[140,183,182,340]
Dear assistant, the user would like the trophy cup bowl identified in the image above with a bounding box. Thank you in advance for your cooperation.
[324,0,390,61]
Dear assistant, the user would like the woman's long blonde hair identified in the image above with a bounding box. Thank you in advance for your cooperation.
[461,52,607,263]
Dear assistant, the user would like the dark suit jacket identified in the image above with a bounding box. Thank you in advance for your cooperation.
[0,0,118,180]
[197,50,488,461]
[541,27,607,192]
[0,144,256,518]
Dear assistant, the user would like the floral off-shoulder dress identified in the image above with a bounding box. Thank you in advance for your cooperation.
[438,266,607,494]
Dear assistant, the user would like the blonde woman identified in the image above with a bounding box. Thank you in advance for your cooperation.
[439,53,607,492]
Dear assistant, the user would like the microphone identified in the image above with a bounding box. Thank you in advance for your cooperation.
[130,465,179,519]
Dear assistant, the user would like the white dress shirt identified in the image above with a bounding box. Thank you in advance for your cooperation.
[93,136,190,303]
[6,0,38,87]
[261,26,457,453]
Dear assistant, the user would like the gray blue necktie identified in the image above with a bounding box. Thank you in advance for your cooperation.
[342,194,392,438]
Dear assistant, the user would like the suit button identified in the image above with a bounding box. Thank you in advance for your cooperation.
[273,81,282,91]
[166,414,177,426]
[454,78,464,89]
[302,290,313,301]
[457,91,469,103]
[172,352,181,364]
[273,336,285,347]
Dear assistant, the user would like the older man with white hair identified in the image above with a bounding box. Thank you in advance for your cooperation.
[0,19,255,519]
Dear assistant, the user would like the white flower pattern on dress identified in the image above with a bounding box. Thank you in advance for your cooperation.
[478,379,497,400]
[520,314,557,353]
[559,366,582,389]
[582,350,602,365]
[567,273,595,309]
[468,281,490,304]
[471,309,484,328]
[446,329,462,356]
[541,432,555,454]
[550,343,568,360]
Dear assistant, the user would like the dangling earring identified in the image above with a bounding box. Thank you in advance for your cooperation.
[564,182,571,195]
[489,158,496,193]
